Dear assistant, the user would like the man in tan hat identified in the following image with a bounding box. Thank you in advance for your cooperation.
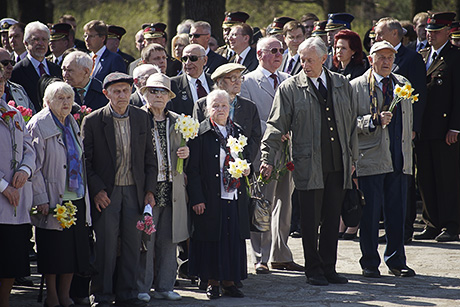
[351,40,415,278]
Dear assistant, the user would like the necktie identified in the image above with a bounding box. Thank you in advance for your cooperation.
[381,77,393,109]
[417,42,425,52]
[38,63,46,76]
[77,88,85,104]
[91,54,97,75]
[318,78,327,99]
[270,73,278,90]
[196,79,207,99]
[236,55,242,64]
[16,55,21,63]
[55,57,59,64]
[285,58,295,74]
[431,52,437,63]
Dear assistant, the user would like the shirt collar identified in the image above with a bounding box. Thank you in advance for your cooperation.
[93,45,107,58]
[238,46,251,60]
[261,67,278,79]
[309,68,327,88]
[394,42,402,51]
[431,40,449,55]
[186,71,206,85]
[109,103,130,118]
[205,46,210,55]
[27,53,47,69]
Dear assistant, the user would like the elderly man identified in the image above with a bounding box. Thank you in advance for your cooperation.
[228,24,258,73]
[168,44,213,115]
[130,64,160,107]
[8,23,27,63]
[83,20,126,82]
[140,43,167,74]
[10,21,62,112]
[62,50,108,110]
[189,21,227,74]
[260,37,357,285]
[106,25,135,69]
[82,72,157,307]
[280,21,306,76]
[351,41,415,278]
[47,23,72,66]
[240,37,302,274]
[414,12,460,242]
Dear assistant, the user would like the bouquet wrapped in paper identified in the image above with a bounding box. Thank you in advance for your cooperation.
[136,204,156,235]
[174,114,200,174]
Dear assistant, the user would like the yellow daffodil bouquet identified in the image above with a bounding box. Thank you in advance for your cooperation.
[389,82,419,112]
[174,114,200,174]
[227,135,251,195]
[53,201,77,229]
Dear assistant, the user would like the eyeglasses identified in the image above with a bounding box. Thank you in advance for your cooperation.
[223,75,244,83]
[189,33,209,39]
[148,88,169,95]
[181,55,204,63]
[0,59,15,66]
[262,47,285,55]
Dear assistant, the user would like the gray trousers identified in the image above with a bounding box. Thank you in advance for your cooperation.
[137,204,177,293]
[250,171,294,264]
[91,186,142,302]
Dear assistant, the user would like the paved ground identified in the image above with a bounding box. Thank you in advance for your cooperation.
[10,222,460,307]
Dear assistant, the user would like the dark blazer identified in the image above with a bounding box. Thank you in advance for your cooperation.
[279,53,302,76]
[204,49,227,74]
[330,61,367,81]
[166,55,182,77]
[419,42,460,139]
[130,91,144,107]
[75,39,88,52]
[230,47,258,74]
[392,44,427,133]
[128,58,141,76]
[82,104,157,221]
[168,73,214,116]
[193,95,262,164]
[10,56,62,112]
[216,45,234,60]
[117,49,135,70]
[74,78,108,110]
[92,48,126,82]
[186,119,250,241]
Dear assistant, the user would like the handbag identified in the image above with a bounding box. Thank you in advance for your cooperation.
[341,180,366,227]
[249,175,272,232]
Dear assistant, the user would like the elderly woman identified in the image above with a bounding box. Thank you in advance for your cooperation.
[193,63,261,165]
[187,89,251,299]
[331,29,368,80]
[0,65,35,307]
[27,81,91,307]
[136,73,189,302]
[171,33,189,61]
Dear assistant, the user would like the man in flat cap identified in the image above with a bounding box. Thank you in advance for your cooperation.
[0,18,17,53]
[106,25,135,69]
[351,41,415,278]
[83,20,126,82]
[414,11,460,242]
[8,23,27,63]
[82,72,157,307]
[47,23,72,66]
[216,11,250,60]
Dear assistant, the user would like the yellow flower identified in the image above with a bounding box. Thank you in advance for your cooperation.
[55,204,66,215]
[238,135,248,147]
[412,94,419,102]
[394,85,402,96]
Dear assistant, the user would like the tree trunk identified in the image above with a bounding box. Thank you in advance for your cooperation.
[411,0,432,17]
[167,0,183,55]
[18,0,49,24]
[323,0,346,18]
[184,0,226,45]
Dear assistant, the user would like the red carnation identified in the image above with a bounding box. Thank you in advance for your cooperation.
[286,161,294,171]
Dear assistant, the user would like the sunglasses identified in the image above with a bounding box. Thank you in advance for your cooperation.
[262,47,285,55]
[148,88,169,95]
[181,55,204,63]
[0,59,15,66]
[189,33,209,39]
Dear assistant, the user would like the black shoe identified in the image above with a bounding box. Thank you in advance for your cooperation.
[325,272,348,284]
[306,275,329,286]
[290,231,302,238]
[388,266,416,277]
[222,285,244,297]
[414,227,440,240]
[235,281,243,288]
[362,268,381,278]
[343,232,357,240]
[14,276,34,286]
[435,230,459,242]
[206,285,221,299]
[338,232,344,239]
[114,298,146,307]
[198,279,208,290]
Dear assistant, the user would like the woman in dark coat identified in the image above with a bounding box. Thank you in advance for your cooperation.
[331,29,368,81]
[186,89,251,299]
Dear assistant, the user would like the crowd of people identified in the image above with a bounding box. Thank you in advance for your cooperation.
[0,7,460,307]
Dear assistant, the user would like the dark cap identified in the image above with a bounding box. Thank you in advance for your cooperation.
[143,23,167,39]
[426,11,456,31]
[49,23,71,41]
[268,17,295,35]
[0,18,18,33]
[450,21,460,38]
[325,13,354,31]
[312,20,327,36]
[103,72,133,89]
[223,11,250,28]
[108,25,126,40]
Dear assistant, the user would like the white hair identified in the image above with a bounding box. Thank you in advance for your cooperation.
[256,36,282,52]
[43,81,74,106]
[62,51,93,71]
[206,89,230,113]
[24,21,50,44]
[133,64,161,79]
[191,21,211,34]
[298,36,327,57]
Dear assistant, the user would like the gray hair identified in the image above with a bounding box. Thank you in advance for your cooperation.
[62,51,93,71]
[298,36,327,57]
[191,21,211,34]
[177,19,194,34]
[24,21,50,44]
[206,89,230,113]
[376,17,404,39]
[256,36,282,52]
[43,81,75,106]
[133,64,160,79]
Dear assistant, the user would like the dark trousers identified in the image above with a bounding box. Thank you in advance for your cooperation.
[415,139,460,233]
[358,171,408,270]
[297,171,345,277]
[290,189,301,233]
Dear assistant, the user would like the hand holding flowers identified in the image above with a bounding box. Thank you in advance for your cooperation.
[136,204,157,235]
[174,114,200,174]
[383,82,418,129]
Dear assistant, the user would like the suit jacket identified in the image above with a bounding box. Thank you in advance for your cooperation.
[278,53,302,76]
[392,44,427,133]
[128,58,141,76]
[419,42,460,140]
[130,91,144,108]
[75,39,88,52]
[10,56,62,112]
[82,104,158,221]
[5,80,36,114]
[193,95,262,163]
[118,49,135,70]
[168,73,214,116]
[230,47,258,74]
[128,56,182,77]
[92,48,126,83]
[74,78,108,110]
[216,45,234,60]
[204,49,227,74]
